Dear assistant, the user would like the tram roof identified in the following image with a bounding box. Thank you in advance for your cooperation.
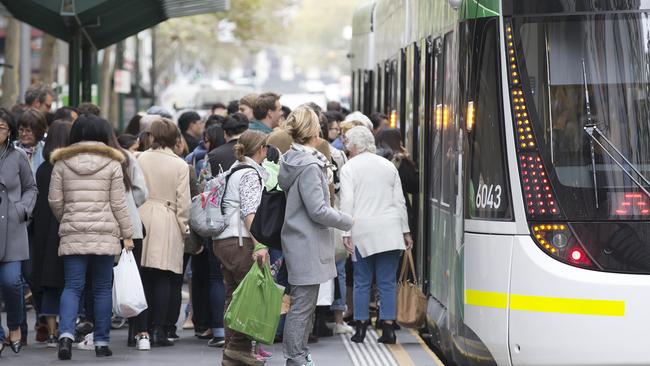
[0,0,228,49]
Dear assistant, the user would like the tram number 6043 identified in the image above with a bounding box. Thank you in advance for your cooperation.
[476,183,502,210]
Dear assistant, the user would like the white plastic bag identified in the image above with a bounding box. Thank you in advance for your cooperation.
[317,279,335,306]
[112,249,148,318]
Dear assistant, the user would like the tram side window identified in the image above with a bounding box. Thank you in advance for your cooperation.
[465,19,512,220]
[440,32,456,208]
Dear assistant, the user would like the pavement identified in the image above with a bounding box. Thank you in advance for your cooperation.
[1,311,444,365]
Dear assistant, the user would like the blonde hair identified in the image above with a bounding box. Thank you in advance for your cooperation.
[340,120,365,135]
[283,106,320,145]
[233,130,267,162]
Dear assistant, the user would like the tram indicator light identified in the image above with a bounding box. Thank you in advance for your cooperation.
[530,224,594,268]
[466,101,475,132]
[389,110,398,128]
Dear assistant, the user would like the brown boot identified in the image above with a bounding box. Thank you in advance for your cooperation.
[223,348,264,366]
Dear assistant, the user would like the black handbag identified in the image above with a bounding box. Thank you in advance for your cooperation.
[250,187,285,250]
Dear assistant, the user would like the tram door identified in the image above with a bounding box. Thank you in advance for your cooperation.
[418,37,433,286]
[425,30,462,326]
[362,70,374,116]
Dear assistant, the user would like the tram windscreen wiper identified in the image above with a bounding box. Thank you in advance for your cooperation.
[581,60,650,200]
[581,59,600,208]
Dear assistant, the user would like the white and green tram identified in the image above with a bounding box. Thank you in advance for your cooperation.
[351,1,650,365]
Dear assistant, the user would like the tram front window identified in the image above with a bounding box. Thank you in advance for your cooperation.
[516,13,650,221]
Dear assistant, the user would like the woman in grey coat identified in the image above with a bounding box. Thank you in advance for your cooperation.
[278,106,353,366]
[0,108,37,356]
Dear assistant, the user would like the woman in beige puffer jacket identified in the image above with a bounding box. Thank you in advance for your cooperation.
[48,115,133,360]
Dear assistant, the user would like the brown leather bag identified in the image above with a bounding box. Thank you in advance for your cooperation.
[396,249,427,328]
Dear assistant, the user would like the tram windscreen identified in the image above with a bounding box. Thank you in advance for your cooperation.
[515,13,650,220]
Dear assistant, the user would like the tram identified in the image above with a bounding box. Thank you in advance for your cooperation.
[350,1,650,365]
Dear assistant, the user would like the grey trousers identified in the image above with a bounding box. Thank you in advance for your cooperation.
[283,284,320,366]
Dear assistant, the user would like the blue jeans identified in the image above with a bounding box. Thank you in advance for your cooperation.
[41,287,62,317]
[331,259,347,312]
[0,261,24,341]
[207,245,225,337]
[59,255,114,346]
[353,248,401,321]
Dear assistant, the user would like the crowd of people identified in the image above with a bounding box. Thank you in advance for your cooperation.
[0,83,419,366]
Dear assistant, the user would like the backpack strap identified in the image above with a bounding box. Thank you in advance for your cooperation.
[225,164,263,247]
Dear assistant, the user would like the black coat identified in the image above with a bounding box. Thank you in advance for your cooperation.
[31,161,64,290]
[183,132,200,154]
[396,155,419,234]
[208,139,238,174]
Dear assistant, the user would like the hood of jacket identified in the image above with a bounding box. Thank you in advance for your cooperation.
[50,141,125,176]
[278,149,324,191]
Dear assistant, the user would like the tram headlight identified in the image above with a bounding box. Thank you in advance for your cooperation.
[530,224,594,268]
[552,233,568,249]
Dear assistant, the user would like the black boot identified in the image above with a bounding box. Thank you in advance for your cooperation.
[95,346,113,357]
[58,337,73,360]
[377,321,396,344]
[127,322,136,347]
[151,326,173,347]
[350,321,367,343]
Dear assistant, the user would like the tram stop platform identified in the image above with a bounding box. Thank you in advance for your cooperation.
[1,313,445,366]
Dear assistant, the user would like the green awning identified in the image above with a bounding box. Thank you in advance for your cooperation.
[0,0,228,49]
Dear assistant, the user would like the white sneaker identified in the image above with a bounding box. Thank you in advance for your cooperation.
[77,333,94,350]
[136,334,151,351]
[334,323,354,334]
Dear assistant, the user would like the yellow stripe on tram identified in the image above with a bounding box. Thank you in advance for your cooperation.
[510,294,625,316]
[465,289,625,316]
[465,289,508,309]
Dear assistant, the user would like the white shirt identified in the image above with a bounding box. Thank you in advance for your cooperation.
[340,152,409,258]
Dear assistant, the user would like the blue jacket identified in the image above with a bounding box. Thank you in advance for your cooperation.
[249,120,273,134]
[185,143,208,176]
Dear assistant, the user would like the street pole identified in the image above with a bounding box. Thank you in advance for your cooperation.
[151,27,156,106]
[134,34,141,113]
[19,23,30,102]
[116,41,124,131]
[68,29,81,107]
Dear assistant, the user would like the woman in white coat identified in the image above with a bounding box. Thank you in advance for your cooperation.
[340,126,413,344]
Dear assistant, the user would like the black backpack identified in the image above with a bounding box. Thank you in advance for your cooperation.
[250,186,286,250]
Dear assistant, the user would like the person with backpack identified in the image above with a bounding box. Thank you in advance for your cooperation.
[278,106,353,366]
[212,130,269,366]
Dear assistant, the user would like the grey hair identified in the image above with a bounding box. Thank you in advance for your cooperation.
[344,111,373,131]
[345,126,376,154]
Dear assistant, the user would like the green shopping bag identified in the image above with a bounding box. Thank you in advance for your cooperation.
[224,262,284,344]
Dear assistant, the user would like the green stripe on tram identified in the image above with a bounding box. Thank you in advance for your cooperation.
[461,0,500,20]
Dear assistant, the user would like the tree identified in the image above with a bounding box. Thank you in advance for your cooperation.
[1,17,20,107]
[154,0,291,85]
[282,0,363,73]
[38,33,57,85]
[99,45,114,119]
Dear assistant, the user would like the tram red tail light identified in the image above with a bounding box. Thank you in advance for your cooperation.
[519,153,559,217]
[531,224,595,269]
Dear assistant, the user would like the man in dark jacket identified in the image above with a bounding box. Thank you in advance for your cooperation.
[178,111,204,153]
[207,113,249,174]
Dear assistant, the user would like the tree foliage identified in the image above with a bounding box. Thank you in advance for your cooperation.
[155,0,291,83]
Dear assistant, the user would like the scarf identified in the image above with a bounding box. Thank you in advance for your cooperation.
[290,143,334,184]
[16,142,34,162]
